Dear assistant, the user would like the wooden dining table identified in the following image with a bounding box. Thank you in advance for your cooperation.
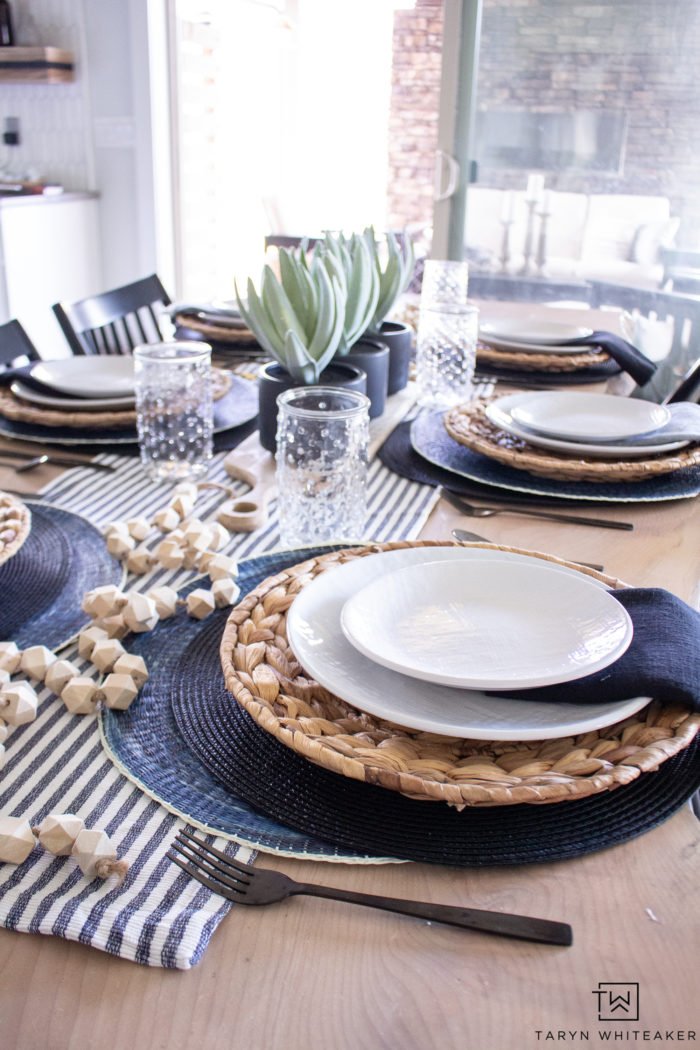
[1,316,698,1050]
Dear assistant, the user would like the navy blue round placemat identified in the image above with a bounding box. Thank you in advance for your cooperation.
[475,357,621,386]
[409,411,700,503]
[0,501,124,649]
[101,547,700,867]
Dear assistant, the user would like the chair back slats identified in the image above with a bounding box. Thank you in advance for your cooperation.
[0,319,42,369]
[52,274,171,356]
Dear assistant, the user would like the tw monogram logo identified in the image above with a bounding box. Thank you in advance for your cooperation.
[592,982,640,1021]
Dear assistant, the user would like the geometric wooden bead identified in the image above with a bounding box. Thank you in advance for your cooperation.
[181,546,201,571]
[182,520,212,552]
[127,517,151,542]
[0,816,36,864]
[211,576,240,608]
[172,482,199,502]
[0,720,8,743]
[77,625,109,660]
[147,585,179,620]
[155,539,185,570]
[0,641,22,674]
[0,681,38,725]
[44,658,80,695]
[207,522,231,551]
[34,813,85,856]
[90,637,126,672]
[197,551,215,573]
[0,668,9,689]
[61,677,100,715]
[82,585,126,620]
[100,673,139,710]
[169,494,195,519]
[94,614,129,641]
[19,645,57,682]
[71,827,117,880]
[207,553,239,582]
[153,507,180,533]
[186,588,215,620]
[121,593,159,633]
[103,521,130,539]
[112,653,149,688]
[105,531,135,559]
[125,544,156,575]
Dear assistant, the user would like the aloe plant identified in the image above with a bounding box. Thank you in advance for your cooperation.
[312,231,380,355]
[362,227,415,334]
[234,251,346,384]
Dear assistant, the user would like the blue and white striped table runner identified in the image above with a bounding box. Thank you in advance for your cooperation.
[0,444,437,968]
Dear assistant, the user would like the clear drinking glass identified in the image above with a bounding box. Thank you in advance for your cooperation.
[420,259,470,306]
[275,386,371,548]
[134,341,213,483]
[415,301,480,409]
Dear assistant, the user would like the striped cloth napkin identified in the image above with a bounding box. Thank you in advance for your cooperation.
[0,448,437,968]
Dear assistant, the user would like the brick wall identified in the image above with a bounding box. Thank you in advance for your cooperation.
[387,0,700,245]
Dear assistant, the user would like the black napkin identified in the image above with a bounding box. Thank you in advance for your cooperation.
[494,588,700,712]
[555,331,656,386]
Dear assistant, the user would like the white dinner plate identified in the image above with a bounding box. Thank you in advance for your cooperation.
[340,558,632,690]
[11,381,135,412]
[29,357,135,398]
[479,319,593,354]
[485,394,687,459]
[286,547,649,741]
[509,391,671,442]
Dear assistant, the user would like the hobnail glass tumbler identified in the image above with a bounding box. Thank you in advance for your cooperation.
[420,259,470,306]
[275,386,370,548]
[415,302,480,409]
[134,341,213,483]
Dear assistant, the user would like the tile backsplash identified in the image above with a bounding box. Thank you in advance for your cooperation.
[0,0,93,190]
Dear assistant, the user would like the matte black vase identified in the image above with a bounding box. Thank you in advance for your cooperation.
[345,337,390,419]
[257,361,367,452]
[374,321,413,395]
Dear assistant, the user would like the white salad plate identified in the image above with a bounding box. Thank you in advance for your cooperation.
[340,557,633,690]
[11,381,135,412]
[29,357,135,399]
[286,546,648,741]
[479,320,593,355]
[485,394,687,459]
[508,391,671,442]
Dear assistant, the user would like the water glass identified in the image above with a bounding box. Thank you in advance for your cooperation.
[420,259,470,306]
[275,386,370,548]
[415,302,479,409]
[134,341,213,483]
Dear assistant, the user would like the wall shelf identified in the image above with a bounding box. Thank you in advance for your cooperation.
[0,46,74,84]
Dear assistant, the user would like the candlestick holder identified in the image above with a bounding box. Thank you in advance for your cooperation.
[535,205,551,277]
[499,218,514,273]
[519,198,539,276]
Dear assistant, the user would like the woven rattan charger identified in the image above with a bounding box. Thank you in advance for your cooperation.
[0,368,233,431]
[444,398,700,484]
[476,341,609,373]
[220,540,699,809]
[173,314,259,346]
[0,491,31,565]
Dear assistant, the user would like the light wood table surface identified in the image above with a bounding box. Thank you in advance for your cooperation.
[1,330,698,1049]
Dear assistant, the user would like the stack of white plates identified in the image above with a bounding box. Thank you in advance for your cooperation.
[479,319,593,355]
[485,391,688,459]
[14,357,136,411]
[285,546,646,741]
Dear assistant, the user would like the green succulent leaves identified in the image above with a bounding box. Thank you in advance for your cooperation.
[364,227,416,333]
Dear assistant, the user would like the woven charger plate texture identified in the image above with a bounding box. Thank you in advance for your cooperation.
[0,367,233,431]
[477,341,609,372]
[444,398,700,483]
[173,313,259,345]
[220,541,700,808]
[0,490,31,566]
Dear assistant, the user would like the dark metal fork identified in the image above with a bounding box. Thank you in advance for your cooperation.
[167,829,572,946]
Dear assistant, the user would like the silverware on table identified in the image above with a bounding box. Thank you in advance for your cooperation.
[0,451,116,472]
[451,529,605,572]
[168,829,573,946]
[441,487,633,531]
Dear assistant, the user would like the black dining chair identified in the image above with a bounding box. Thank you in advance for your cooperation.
[0,319,42,369]
[52,274,172,355]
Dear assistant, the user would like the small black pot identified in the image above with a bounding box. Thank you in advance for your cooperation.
[375,320,413,394]
[257,361,367,452]
[344,337,390,419]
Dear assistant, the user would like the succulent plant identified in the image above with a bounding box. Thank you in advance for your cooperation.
[234,251,346,384]
[363,227,415,334]
[312,231,380,355]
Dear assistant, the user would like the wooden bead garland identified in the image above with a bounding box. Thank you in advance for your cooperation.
[0,811,130,882]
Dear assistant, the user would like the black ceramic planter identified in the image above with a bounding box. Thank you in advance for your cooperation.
[375,320,413,394]
[344,337,390,419]
[257,361,367,452]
